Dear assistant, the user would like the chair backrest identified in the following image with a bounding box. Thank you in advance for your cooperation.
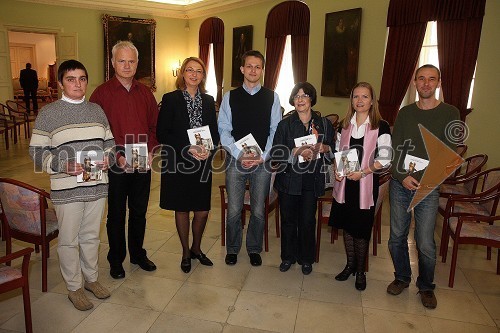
[456,144,468,157]
[0,179,50,236]
[6,100,27,114]
[324,113,339,129]
[454,154,488,192]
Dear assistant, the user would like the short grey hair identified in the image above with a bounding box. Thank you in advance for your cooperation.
[111,41,139,61]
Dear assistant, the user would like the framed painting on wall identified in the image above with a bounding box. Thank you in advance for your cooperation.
[321,8,362,98]
[231,25,253,87]
[102,14,156,91]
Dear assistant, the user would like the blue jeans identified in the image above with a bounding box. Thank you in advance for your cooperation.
[225,158,271,254]
[388,179,439,291]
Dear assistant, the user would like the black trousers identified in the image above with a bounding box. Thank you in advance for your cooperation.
[23,88,38,111]
[107,166,151,265]
[278,190,317,264]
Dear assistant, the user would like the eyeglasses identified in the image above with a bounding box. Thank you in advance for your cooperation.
[293,94,310,100]
[185,68,203,75]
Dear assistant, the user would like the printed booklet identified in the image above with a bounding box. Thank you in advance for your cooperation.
[294,134,319,163]
[234,133,263,156]
[334,148,360,177]
[76,150,104,183]
[403,154,429,175]
[124,143,149,171]
[187,125,214,150]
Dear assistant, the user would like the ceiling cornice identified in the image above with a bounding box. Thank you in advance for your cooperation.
[17,0,270,19]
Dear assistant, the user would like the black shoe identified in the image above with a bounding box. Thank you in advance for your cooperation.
[180,258,191,273]
[225,254,238,265]
[249,253,262,266]
[302,263,312,275]
[190,250,213,266]
[279,261,293,272]
[131,256,157,272]
[335,265,355,281]
[110,264,125,279]
[355,272,367,291]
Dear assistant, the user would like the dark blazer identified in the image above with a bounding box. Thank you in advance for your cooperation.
[271,110,335,197]
[156,89,219,154]
[20,68,38,90]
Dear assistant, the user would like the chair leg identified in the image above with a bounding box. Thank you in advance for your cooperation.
[264,206,269,252]
[486,246,491,260]
[448,238,460,288]
[22,283,33,333]
[497,249,500,275]
[221,208,225,246]
[35,244,40,253]
[275,202,280,238]
[315,218,322,263]
[42,245,48,292]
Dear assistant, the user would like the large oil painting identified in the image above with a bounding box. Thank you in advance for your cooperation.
[231,25,253,87]
[321,8,362,98]
[102,14,156,91]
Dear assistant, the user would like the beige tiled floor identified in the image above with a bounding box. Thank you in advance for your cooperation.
[0,134,499,333]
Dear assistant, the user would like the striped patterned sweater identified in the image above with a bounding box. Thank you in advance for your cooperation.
[29,100,115,205]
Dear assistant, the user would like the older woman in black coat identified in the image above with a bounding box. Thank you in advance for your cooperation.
[157,57,219,273]
[272,82,335,275]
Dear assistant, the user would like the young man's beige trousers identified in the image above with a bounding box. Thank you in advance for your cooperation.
[54,198,106,291]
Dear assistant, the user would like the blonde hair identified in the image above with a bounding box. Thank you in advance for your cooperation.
[175,57,207,93]
[340,82,382,130]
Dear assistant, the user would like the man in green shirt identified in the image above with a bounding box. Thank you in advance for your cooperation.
[387,64,460,309]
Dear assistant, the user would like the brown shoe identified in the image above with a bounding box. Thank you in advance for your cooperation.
[387,279,410,295]
[84,281,111,299]
[68,288,94,311]
[418,290,437,309]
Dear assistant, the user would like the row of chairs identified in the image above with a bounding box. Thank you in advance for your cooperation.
[0,100,36,150]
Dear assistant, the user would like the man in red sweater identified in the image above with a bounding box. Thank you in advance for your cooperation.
[90,41,159,279]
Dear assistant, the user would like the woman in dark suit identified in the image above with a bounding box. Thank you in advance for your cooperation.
[157,57,220,273]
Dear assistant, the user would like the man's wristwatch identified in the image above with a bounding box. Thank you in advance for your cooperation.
[360,170,367,178]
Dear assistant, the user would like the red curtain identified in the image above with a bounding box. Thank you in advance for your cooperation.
[263,37,287,90]
[199,17,224,105]
[264,1,310,89]
[379,23,427,125]
[380,0,485,124]
[437,0,485,121]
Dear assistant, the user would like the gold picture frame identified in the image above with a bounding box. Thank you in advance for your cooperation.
[102,14,156,91]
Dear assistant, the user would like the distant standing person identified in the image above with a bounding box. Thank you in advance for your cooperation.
[90,41,159,280]
[20,62,38,112]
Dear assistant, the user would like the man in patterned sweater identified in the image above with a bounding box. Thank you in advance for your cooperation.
[29,60,115,311]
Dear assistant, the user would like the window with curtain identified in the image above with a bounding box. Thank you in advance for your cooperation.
[264,1,310,98]
[205,44,217,99]
[199,17,224,105]
[274,35,294,114]
[402,21,475,109]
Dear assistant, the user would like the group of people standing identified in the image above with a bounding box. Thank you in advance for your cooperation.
[28,39,458,312]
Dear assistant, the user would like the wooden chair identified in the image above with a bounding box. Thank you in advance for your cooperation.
[6,100,37,137]
[0,178,59,292]
[219,172,280,252]
[0,247,34,333]
[443,213,500,288]
[439,168,500,259]
[1,102,30,139]
[0,111,18,148]
[0,112,12,150]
